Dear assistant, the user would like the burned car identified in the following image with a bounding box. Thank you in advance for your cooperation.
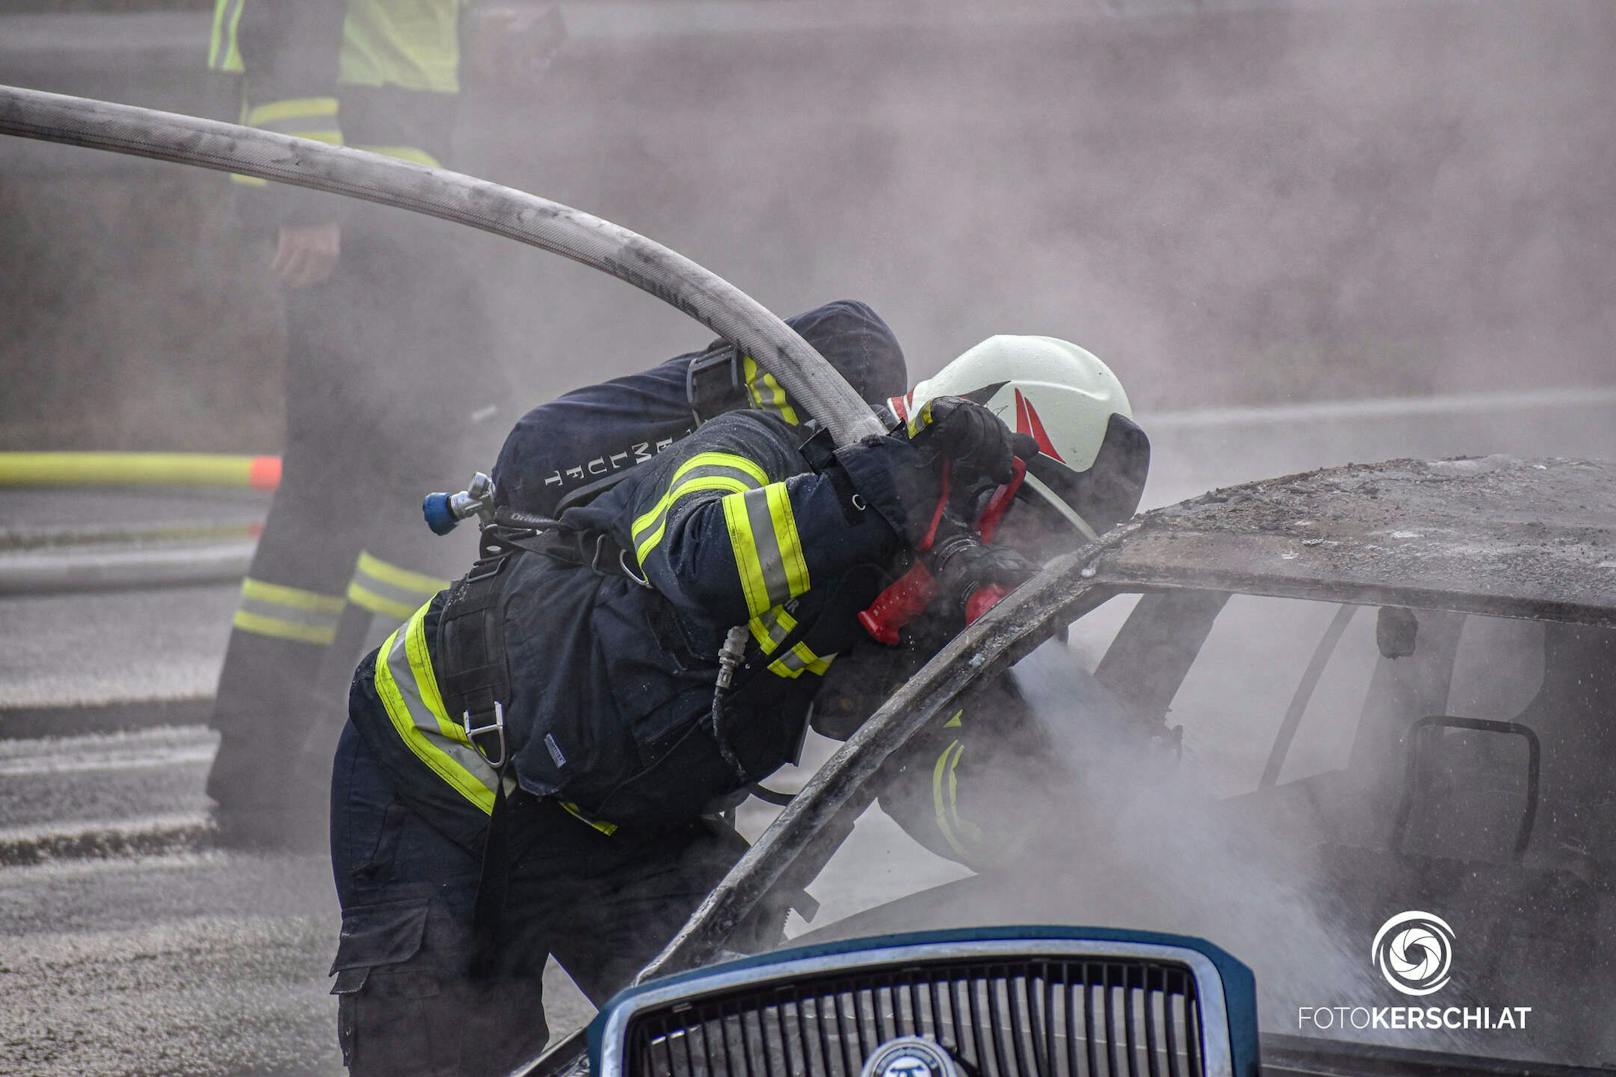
[532,455,1616,1077]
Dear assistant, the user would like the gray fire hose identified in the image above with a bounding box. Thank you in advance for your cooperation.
[0,85,884,449]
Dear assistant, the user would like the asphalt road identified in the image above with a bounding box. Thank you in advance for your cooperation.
[4,391,1616,1074]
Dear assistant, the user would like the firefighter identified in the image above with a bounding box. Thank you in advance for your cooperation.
[204,0,511,847]
[327,324,1147,1074]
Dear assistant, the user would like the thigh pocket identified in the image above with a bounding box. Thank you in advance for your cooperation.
[330,899,455,1073]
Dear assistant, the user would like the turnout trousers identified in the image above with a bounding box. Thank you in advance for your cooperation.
[209,218,508,845]
[329,721,744,1076]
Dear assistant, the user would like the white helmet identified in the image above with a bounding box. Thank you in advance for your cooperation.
[889,335,1149,538]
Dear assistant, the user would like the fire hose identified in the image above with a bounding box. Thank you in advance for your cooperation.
[0,83,1034,1030]
[0,84,884,451]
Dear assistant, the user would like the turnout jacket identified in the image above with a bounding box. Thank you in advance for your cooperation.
[350,409,910,848]
[492,300,910,519]
[209,0,464,226]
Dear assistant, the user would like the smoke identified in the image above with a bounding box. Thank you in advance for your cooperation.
[795,595,1600,1066]
[934,631,1381,1038]
[9,1,1616,451]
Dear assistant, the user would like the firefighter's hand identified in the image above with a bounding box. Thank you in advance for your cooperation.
[909,397,1016,485]
[932,530,1036,612]
[272,222,341,288]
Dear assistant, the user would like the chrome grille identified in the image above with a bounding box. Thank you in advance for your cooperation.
[624,956,1204,1077]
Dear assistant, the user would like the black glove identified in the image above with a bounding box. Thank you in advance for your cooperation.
[931,522,1036,613]
[830,398,1026,550]
[908,397,1022,518]
[909,396,1017,479]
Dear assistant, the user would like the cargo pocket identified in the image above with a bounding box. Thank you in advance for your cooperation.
[330,899,454,1074]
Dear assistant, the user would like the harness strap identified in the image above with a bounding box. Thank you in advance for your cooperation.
[494,527,651,587]
[437,553,516,768]
[469,775,513,980]
[686,343,746,424]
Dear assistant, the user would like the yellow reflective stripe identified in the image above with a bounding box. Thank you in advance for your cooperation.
[234,579,344,644]
[560,801,618,837]
[722,493,772,617]
[632,452,770,535]
[356,552,449,597]
[765,483,811,597]
[631,452,769,564]
[783,642,833,677]
[402,603,463,745]
[373,608,498,814]
[742,356,764,409]
[742,355,801,425]
[347,582,418,621]
[287,129,343,145]
[633,475,755,566]
[931,738,969,859]
[245,97,339,128]
[354,145,442,167]
[209,0,246,71]
[230,174,269,188]
[241,578,345,614]
[747,604,799,648]
[747,607,833,678]
[232,609,337,645]
[944,712,964,729]
[907,399,935,439]
[762,373,800,425]
[725,485,810,615]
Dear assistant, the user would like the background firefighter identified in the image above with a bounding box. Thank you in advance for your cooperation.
[326,317,1149,1074]
[204,0,510,847]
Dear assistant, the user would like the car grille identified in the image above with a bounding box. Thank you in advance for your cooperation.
[624,956,1204,1077]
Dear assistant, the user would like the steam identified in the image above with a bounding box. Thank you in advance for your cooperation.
[9,2,1616,452]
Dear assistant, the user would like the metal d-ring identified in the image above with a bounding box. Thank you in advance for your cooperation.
[619,549,652,588]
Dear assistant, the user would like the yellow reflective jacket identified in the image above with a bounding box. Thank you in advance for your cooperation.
[209,0,463,215]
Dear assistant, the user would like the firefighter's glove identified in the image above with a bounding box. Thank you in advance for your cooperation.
[908,396,1022,518]
[932,528,1036,614]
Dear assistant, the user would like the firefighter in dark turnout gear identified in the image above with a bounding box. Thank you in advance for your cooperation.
[205,0,509,847]
[331,404,1019,1070]
[328,316,1148,1074]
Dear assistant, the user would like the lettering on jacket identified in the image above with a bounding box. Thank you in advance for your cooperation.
[542,436,680,489]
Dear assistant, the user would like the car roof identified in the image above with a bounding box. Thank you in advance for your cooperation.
[1085,455,1616,627]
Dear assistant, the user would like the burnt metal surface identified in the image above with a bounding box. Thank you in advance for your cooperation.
[1093,456,1616,626]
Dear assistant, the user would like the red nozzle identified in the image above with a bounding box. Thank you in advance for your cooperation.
[857,562,937,645]
[964,583,1008,625]
[857,456,1029,644]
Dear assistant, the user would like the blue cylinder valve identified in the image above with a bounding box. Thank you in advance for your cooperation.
[422,492,459,535]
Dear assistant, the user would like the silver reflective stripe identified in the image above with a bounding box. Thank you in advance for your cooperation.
[378,621,508,808]
[740,487,792,610]
[348,553,448,621]
[748,606,834,679]
[236,593,343,633]
[772,648,814,675]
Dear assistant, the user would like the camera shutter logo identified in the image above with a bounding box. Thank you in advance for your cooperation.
[1373,911,1455,996]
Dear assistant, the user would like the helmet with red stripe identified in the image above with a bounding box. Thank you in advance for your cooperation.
[889,335,1149,539]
